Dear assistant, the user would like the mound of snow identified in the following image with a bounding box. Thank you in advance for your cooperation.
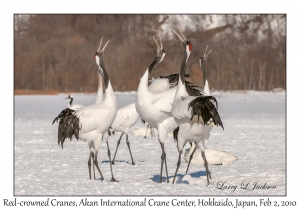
[130,126,173,138]
[184,144,238,166]
[130,126,157,138]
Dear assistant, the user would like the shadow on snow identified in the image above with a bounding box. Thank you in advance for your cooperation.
[150,170,209,184]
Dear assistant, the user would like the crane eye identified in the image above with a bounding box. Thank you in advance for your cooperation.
[94,53,99,60]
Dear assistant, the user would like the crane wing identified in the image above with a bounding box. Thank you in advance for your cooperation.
[153,88,176,113]
[76,104,112,133]
[188,96,224,129]
[52,108,80,149]
[171,96,195,120]
[149,77,170,93]
[70,104,84,110]
[172,95,223,129]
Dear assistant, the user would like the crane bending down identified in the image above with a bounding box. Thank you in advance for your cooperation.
[55,95,84,147]
[52,37,118,181]
[64,95,84,110]
[171,28,223,184]
[109,102,139,165]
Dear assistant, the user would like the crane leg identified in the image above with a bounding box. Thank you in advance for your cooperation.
[164,151,169,183]
[92,152,96,179]
[159,142,169,183]
[186,144,196,175]
[172,150,182,184]
[112,133,123,165]
[126,134,135,165]
[88,152,93,179]
[201,150,212,183]
[106,141,119,182]
[94,151,104,180]
[144,124,150,138]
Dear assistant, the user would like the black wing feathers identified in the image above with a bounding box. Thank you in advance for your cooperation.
[52,108,80,149]
[157,73,204,96]
[185,81,203,97]
[188,96,224,130]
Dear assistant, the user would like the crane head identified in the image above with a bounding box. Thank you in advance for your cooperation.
[94,36,110,68]
[64,95,73,100]
[199,45,211,72]
[173,26,192,60]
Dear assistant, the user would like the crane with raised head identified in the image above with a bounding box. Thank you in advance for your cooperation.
[135,35,203,183]
[171,28,223,184]
[135,36,173,183]
[53,37,118,182]
[185,46,213,175]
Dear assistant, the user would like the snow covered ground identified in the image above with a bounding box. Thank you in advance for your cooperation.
[14,91,286,196]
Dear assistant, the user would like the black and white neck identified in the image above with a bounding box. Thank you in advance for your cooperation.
[173,27,192,99]
[199,46,211,96]
[179,41,192,85]
[148,50,165,74]
[64,95,73,106]
[138,36,165,93]
[69,95,73,106]
[97,52,109,90]
[94,38,116,105]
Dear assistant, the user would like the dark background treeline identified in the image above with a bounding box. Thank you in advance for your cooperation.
[14,14,286,92]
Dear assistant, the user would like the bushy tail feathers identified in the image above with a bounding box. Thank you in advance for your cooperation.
[188,96,224,130]
[52,108,80,149]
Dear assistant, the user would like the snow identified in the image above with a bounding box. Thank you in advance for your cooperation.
[183,147,238,166]
[14,91,285,196]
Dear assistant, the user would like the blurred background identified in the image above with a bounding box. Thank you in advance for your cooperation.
[14,14,286,93]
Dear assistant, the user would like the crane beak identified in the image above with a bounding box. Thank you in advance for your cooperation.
[177,26,187,41]
[173,30,185,43]
[203,45,212,59]
[159,34,163,49]
[153,36,161,50]
[97,36,103,52]
[99,39,110,53]
[97,37,110,54]
[173,26,186,43]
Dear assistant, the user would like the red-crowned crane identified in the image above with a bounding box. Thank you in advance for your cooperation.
[135,35,203,183]
[53,37,118,181]
[171,28,223,184]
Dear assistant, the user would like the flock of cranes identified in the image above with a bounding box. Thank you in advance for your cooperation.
[52,27,224,184]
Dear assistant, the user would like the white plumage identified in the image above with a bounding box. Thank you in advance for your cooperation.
[109,102,139,165]
[148,77,171,92]
[110,103,139,134]
[136,36,178,183]
[53,37,118,181]
[171,28,223,184]
[75,102,115,137]
[136,36,204,183]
